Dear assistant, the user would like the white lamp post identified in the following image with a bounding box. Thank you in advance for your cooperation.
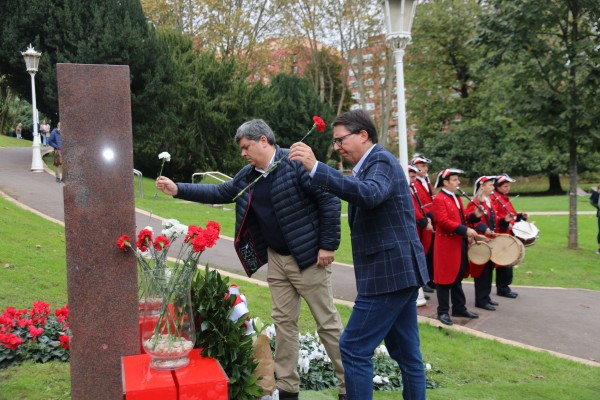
[21,44,44,172]
[381,0,417,174]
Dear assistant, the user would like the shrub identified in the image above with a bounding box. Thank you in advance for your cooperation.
[0,301,70,369]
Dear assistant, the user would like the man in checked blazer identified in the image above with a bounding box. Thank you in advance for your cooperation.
[290,109,429,400]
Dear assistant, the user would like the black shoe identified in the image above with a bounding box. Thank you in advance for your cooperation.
[498,292,518,299]
[55,177,60,182]
[438,313,453,325]
[424,294,430,300]
[339,395,347,400]
[423,285,434,293]
[476,303,496,311]
[278,388,299,400]
[489,300,499,306]
[452,310,479,319]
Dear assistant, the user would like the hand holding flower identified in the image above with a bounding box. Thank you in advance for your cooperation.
[156,176,179,196]
[289,142,317,173]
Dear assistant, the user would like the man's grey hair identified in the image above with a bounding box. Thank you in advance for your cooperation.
[234,119,276,145]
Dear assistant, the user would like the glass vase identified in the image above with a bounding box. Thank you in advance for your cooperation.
[140,268,196,371]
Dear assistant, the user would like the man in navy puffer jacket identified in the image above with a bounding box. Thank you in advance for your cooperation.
[156,119,346,400]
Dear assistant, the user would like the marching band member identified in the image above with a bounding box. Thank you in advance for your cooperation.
[432,169,480,326]
[411,155,435,292]
[409,165,432,307]
[465,176,501,311]
[492,174,528,298]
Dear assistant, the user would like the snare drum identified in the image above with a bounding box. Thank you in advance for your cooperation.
[468,241,492,265]
[489,234,525,267]
[512,221,539,247]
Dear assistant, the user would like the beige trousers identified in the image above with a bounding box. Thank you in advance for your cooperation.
[267,248,345,394]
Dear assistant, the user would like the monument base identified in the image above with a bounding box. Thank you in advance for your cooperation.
[122,349,228,400]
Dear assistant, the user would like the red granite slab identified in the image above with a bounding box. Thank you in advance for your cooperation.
[57,63,139,400]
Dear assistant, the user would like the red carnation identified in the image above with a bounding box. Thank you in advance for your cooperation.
[313,116,326,133]
[153,235,171,250]
[117,235,131,252]
[136,229,153,251]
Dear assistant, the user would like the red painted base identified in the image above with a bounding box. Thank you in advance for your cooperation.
[122,349,229,400]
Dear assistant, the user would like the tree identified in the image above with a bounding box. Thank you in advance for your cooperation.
[133,30,271,181]
[264,73,335,162]
[476,0,600,248]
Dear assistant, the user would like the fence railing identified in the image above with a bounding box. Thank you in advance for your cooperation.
[133,169,143,199]
[191,171,232,184]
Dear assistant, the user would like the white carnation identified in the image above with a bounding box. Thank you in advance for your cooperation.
[158,152,171,162]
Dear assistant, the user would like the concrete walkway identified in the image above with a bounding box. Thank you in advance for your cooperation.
[1,146,599,367]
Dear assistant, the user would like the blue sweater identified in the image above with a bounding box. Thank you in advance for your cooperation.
[47,128,62,150]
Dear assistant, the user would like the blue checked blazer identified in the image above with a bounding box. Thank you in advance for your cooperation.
[312,144,429,296]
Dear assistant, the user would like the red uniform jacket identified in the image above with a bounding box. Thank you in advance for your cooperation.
[410,184,432,253]
[433,190,469,285]
[466,199,501,278]
[414,177,434,253]
[491,193,521,234]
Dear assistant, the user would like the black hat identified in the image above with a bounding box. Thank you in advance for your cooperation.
[494,173,516,187]
[474,175,497,195]
[410,155,431,165]
[434,168,464,188]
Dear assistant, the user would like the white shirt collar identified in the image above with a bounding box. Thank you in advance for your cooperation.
[255,150,276,176]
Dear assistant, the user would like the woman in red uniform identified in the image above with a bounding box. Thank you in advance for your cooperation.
[411,155,435,291]
[491,174,528,298]
[432,169,479,326]
[465,176,501,311]
[409,165,432,307]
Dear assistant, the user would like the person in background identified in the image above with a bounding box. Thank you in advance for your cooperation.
[15,123,22,139]
[491,174,527,298]
[47,122,62,182]
[411,155,436,293]
[409,164,431,307]
[466,176,502,311]
[40,119,51,146]
[290,109,428,400]
[432,168,480,326]
[592,185,600,255]
[156,119,346,400]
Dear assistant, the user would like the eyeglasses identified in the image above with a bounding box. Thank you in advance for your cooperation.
[332,132,356,146]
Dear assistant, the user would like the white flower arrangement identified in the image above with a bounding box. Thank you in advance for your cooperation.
[261,325,434,391]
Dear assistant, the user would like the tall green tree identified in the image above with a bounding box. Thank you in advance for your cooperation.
[134,30,271,181]
[264,73,335,162]
[476,0,600,248]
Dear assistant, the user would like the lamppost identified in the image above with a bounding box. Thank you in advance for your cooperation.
[381,0,418,173]
[21,44,44,172]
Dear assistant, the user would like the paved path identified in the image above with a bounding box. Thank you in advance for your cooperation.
[1,146,599,367]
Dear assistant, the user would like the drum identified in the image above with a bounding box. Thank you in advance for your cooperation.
[468,241,492,265]
[512,221,539,247]
[489,234,525,267]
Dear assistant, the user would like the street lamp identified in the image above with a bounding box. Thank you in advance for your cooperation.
[21,44,44,172]
[381,0,417,173]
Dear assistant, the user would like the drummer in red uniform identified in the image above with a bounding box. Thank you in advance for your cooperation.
[492,174,528,298]
[466,176,501,311]
[409,164,432,307]
[432,168,480,326]
[411,155,436,292]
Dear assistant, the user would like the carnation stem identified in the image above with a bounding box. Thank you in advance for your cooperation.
[148,159,167,225]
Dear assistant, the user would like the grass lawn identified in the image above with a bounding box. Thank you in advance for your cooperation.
[1,194,599,399]
[0,135,33,148]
